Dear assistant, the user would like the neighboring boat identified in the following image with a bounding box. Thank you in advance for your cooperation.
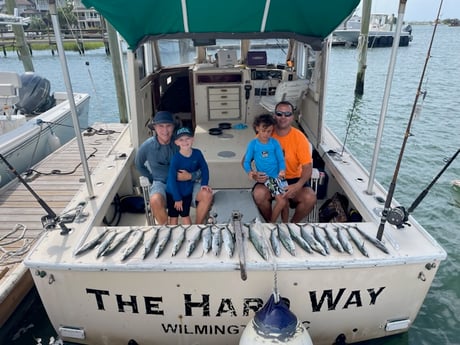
[0,72,90,188]
[23,1,446,345]
[333,13,413,47]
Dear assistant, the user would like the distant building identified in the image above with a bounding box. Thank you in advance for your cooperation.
[1,0,104,30]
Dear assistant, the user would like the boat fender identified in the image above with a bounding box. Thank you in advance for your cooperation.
[48,132,62,152]
[239,293,313,345]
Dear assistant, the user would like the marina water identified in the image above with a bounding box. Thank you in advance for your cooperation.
[1,24,459,344]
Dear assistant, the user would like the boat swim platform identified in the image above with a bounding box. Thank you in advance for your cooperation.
[0,122,128,327]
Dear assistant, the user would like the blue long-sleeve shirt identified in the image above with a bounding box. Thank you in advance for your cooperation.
[166,148,209,201]
[243,137,285,178]
[135,136,178,183]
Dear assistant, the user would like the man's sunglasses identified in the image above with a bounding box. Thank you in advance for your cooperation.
[275,111,293,117]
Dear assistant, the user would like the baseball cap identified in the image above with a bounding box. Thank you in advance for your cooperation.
[175,127,194,139]
[148,111,174,129]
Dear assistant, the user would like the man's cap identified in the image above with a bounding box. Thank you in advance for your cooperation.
[175,127,194,139]
[148,111,174,129]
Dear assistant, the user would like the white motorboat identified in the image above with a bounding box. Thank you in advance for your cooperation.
[333,13,413,47]
[23,1,446,345]
[0,72,90,188]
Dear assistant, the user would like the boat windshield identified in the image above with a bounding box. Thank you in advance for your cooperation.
[155,38,291,67]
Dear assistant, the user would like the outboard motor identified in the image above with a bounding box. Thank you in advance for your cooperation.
[16,72,55,115]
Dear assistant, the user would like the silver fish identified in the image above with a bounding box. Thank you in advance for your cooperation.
[298,224,326,255]
[269,226,281,257]
[75,227,109,255]
[320,225,344,253]
[201,225,212,253]
[121,229,144,261]
[336,226,353,255]
[102,229,133,256]
[171,225,187,256]
[142,227,159,259]
[154,226,172,258]
[345,226,369,257]
[186,226,203,257]
[247,223,268,260]
[276,224,296,256]
[312,224,330,254]
[221,226,235,258]
[353,225,390,254]
[96,230,117,258]
[211,226,222,256]
[287,224,313,254]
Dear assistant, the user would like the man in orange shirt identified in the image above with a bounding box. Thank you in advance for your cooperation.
[251,101,316,223]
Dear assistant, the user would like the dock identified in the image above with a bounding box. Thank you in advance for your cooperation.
[0,122,127,327]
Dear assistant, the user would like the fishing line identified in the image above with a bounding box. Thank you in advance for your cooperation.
[376,0,444,240]
[340,95,362,156]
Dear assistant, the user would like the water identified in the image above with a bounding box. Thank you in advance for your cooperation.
[1,25,459,344]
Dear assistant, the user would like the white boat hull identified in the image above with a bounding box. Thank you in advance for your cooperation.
[28,221,443,345]
[0,93,90,188]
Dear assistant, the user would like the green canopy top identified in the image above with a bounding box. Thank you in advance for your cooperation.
[82,0,359,50]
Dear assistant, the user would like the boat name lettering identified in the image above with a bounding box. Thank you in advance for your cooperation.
[309,287,386,312]
[86,287,385,315]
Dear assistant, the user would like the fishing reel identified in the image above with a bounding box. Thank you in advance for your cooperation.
[385,206,409,228]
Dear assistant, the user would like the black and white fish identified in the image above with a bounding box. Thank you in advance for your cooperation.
[320,225,344,253]
[345,226,368,257]
[353,225,390,254]
[221,226,235,258]
[287,224,313,254]
[277,224,296,256]
[269,226,281,257]
[142,227,159,259]
[96,230,117,258]
[312,224,330,254]
[201,225,212,253]
[171,225,187,256]
[247,223,269,260]
[298,224,326,255]
[211,226,222,256]
[101,229,133,256]
[154,226,172,258]
[75,227,110,256]
[336,226,353,255]
[185,226,203,257]
[121,228,144,261]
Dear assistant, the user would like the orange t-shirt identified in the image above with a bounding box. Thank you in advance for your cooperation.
[272,127,312,179]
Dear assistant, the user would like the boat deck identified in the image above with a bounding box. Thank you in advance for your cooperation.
[0,122,127,327]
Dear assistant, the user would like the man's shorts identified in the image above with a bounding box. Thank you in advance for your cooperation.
[166,193,193,217]
[149,180,200,207]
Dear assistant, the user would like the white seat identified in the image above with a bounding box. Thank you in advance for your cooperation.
[259,79,309,112]
[0,72,22,116]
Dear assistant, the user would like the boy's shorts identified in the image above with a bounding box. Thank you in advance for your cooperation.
[264,177,288,197]
[150,180,200,207]
[166,193,193,217]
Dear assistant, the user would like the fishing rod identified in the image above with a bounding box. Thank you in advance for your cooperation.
[376,0,443,241]
[0,153,71,235]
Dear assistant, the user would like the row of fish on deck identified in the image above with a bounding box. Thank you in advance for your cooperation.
[74,220,390,261]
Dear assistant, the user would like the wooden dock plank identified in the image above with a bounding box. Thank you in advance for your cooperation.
[0,122,127,327]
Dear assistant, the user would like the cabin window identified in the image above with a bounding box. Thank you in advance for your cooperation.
[249,39,289,67]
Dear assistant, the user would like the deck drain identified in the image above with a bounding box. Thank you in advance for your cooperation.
[218,133,234,139]
[218,151,236,158]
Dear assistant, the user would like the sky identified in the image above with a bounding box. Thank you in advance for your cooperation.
[361,0,460,21]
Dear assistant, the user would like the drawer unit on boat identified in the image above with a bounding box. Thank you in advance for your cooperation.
[207,86,241,120]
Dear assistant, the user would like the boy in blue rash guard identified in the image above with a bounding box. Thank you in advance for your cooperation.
[243,114,287,223]
[166,127,212,225]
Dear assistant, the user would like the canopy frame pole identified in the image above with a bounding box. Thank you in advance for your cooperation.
[48,0,94,199]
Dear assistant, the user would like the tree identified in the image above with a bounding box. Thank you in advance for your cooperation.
[57,1,77,30]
